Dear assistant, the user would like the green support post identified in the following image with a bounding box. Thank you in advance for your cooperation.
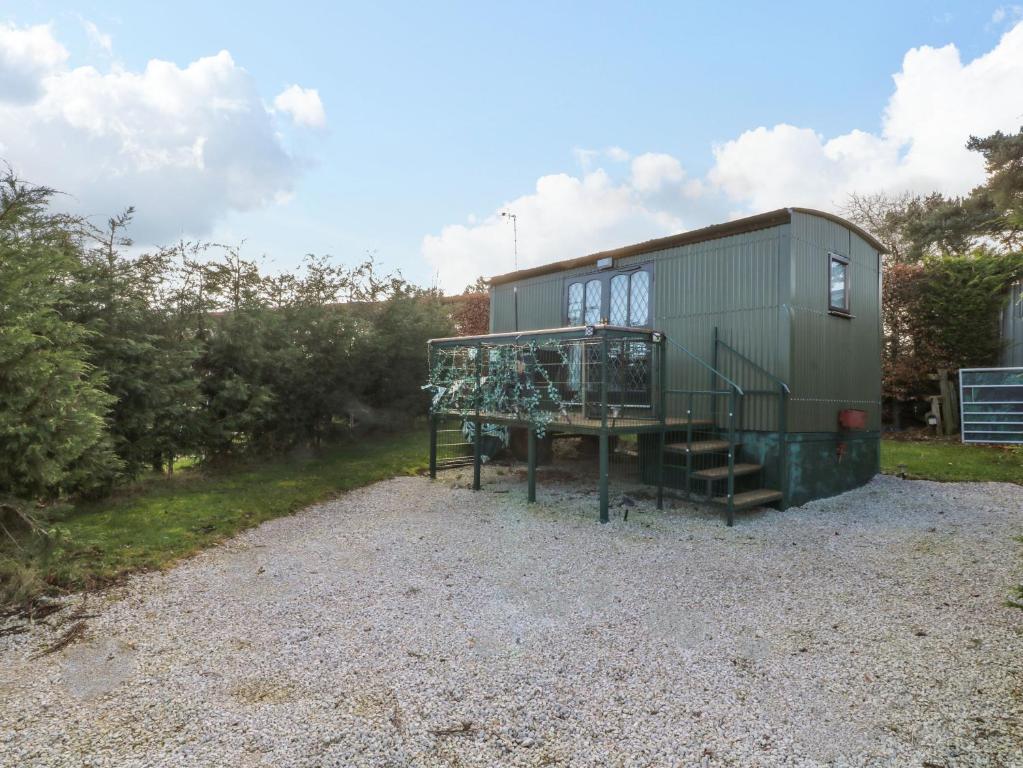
[656,337,666,510]
[685,391,694,499]
[472,420,482,491]
[599,334,610,524]
[527,428,536,503]
[472,342,482,492]
[778,386,788,509]
[599,432,609,523]
[711,326,720,423]
[726,389,736,527]
[429,414,437,479]
[428,343,437,480]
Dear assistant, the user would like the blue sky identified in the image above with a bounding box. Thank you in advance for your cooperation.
[4,1,1023,290]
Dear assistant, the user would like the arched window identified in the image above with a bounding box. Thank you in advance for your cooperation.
[567,282,584,325]
[564,265,652,327]
[584,279,602,324]
[610,274,629,325]
[629,270,649,326]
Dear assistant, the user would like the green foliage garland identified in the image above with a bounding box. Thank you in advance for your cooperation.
[426,341,573,439]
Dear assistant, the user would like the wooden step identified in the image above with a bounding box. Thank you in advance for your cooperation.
[664,439,729,455]
[692,463,762,480]
[668,418,715,428]
[713,488,783,508]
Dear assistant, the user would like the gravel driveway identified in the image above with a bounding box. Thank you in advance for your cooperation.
[2,471,1022,767]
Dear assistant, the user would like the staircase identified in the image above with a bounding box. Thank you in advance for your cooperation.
[656,332,789,526]
[661,424,781,524]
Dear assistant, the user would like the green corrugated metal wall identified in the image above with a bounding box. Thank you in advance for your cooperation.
[489,210,882,435]
[652,228,787,432]
[788,211,882,432]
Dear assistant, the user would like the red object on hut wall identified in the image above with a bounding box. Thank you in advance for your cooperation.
[838,408,867,430]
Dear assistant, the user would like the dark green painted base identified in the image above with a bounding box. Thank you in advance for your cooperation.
[783,432,879,507]
[639,430,879,508]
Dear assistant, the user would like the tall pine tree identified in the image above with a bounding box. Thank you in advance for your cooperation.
[0,174,120,526]
[69,212,202,475]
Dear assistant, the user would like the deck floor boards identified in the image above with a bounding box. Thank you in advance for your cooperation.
[437,411,715,435]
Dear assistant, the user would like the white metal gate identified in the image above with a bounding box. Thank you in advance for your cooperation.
[959,367,1023,444]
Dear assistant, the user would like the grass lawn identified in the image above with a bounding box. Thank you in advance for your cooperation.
[1,429,426,606]
[881,436,1023,484]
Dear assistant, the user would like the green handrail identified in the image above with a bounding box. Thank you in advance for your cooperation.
[714,330,790,511]
[715,337,790,395]
[661,334,745,519]
[663,337,744,396]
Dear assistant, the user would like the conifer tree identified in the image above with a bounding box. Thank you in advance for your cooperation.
[0,174,119,526]
[69,212,202,475]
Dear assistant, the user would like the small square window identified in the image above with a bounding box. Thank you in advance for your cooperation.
[828,252,850,314]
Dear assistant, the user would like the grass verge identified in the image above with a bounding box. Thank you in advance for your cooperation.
[881,436,1023,484]
[1,429,426,607]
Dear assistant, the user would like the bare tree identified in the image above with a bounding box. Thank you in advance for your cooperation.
[842,191,917,264]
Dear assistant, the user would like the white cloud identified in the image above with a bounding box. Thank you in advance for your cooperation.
[0,23,324,243]
[571,146,600,170]
[423,168,688,292]
[606,146,631,163]
[629,152,685,193]
[423,22,1023,291]
[0,22,68,103]
[273,84,326,128]
[81,19,112,55]
[573,145,631,171]
[709,22,1023,211]
[992,5,1023,25]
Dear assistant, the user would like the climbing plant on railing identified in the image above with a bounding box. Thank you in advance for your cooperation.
[425,340,575,438]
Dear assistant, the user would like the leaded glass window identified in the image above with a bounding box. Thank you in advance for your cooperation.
[629,270,649,326]
[564,265,651,327]
[567,282,584,325]
[610,274,629,325]
[567,345,582,394]
[584,279,602,324]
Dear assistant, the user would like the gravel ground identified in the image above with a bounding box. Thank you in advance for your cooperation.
[1,469,1022,767]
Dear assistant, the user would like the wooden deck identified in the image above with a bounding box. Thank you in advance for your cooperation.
[438,411,716,435]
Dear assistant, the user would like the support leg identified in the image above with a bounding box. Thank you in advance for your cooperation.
[599,430,609,523]
[656,428,665,510]
[472,418,482,491]
[726,448,735,527]
[527,428,536,503]
[428,415,437,479]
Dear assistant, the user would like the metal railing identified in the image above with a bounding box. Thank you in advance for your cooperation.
[661,335,744,524]
[428,325,663,431]
[425,324,789,526]
[427,324,663,523]
[713,329,790,508]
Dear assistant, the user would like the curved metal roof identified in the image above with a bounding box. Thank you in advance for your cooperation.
[487,207,886,286]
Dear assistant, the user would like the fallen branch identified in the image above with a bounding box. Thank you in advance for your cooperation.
[429,721,474,737]
[33,620,87,658]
